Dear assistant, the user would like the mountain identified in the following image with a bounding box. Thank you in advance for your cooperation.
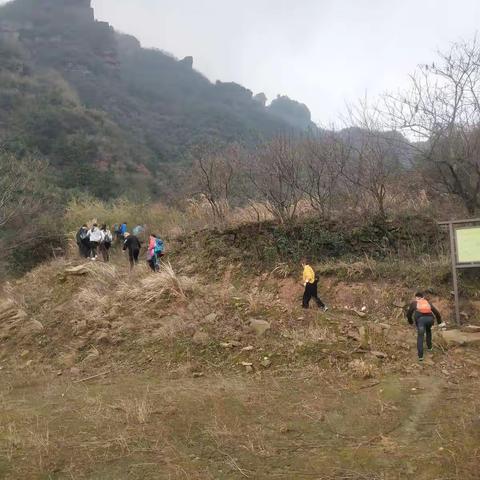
[0,0,316,198]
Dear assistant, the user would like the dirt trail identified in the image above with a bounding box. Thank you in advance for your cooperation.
[394,375,445,442]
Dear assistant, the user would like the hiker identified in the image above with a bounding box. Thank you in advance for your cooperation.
[147,234,165,272]
[301,258,328,311]
[123,232,141,269]
[406,292,446,361]
[87,223,103,260]
[133,225,145,237]
[113,223,121,241]
[76,224,90,258]
[119,222,128,241]
[99,224,113,262]
[147,234,157,272]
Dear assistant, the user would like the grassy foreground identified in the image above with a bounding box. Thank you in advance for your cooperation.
[0,239,479,479]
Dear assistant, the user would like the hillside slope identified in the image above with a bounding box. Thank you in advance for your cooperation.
[0,0,315,198]
[1,223,480,479]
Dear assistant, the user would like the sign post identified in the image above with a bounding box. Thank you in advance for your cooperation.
[439,219,480,325]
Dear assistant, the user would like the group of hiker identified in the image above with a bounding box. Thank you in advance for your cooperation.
[76,222,165,271]
[301,258,447,362]
[74,232,447,362]
[76,223,113,262]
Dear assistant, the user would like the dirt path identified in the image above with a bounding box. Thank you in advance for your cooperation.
[394,374,445,442]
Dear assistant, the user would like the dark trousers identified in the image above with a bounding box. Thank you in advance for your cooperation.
[100,243,111,262]
[416,316,434,358]
[148,258,156,272]
[78,242,90,258]
[302,281,325,309]
[90,241,99,258]
[129,249,140,268]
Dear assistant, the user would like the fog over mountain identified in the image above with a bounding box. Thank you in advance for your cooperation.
[91,0,480,125]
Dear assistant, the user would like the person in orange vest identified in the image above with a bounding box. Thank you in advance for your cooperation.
[406,292,446,361]
[301,258,328,311]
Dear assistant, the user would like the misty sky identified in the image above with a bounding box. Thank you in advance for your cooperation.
[91,0,480,125]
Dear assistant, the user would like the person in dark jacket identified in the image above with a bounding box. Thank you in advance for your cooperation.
[123,232,141,269]
[406,292,446,361]
[76,224,90,258]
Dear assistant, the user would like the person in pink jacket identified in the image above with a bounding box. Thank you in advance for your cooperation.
[147,234,157,272]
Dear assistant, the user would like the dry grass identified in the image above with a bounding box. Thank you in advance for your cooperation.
[119,396,153,425]
[348,359,377,379]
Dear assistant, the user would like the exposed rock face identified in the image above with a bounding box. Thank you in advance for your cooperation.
[253,92,267,106]
[215,81,253,102]
[268,95,313,130]
[180,56,193,68]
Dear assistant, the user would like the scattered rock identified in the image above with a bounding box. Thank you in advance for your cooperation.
[370,351,387,359]
[64,265,90,276]
[353,310,367,318]
[261,357,272,368]
[20,349,29,358]
[241,346,254,352]
[392,300,406,309]
[70,367,81,376]
[192,331,210,346]
[241,361,254,372]
[204,313,218,323]
[378,323,392,330]
[30,320,44,332]
[94,332,110,345]
[192,372,204,378]
[347,330,361,342]
[440,329,480,346]
[250,319,271,336]
[462,325,480,333]
[220,342,233,349]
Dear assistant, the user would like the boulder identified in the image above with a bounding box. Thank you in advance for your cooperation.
[370,351,387,359]
[192,331,210,346]
[440,329,480,346]
[204,313,218,323]
[250,319,271,336]
[64,265,90,276]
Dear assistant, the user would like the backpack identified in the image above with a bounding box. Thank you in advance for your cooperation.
[79,229,88,241]
[154,238,164,255]
[104,231,113,243]
[416,298,432,315]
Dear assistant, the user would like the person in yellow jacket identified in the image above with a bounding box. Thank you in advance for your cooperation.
[301,258,328,311]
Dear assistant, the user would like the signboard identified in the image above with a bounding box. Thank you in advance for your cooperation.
[455,226,480,263]
[439,218,480,325]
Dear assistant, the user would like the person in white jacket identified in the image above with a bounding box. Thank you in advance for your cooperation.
[87,224,104,260]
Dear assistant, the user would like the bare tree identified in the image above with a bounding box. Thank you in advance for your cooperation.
[341,100,403,218]
[0,150,47,229]
[298,132,349,219]
[247,135,303,223]
[190,144,243,222]
[384,38,480,215]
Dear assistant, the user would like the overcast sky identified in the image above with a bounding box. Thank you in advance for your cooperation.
[5,0,480,125]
